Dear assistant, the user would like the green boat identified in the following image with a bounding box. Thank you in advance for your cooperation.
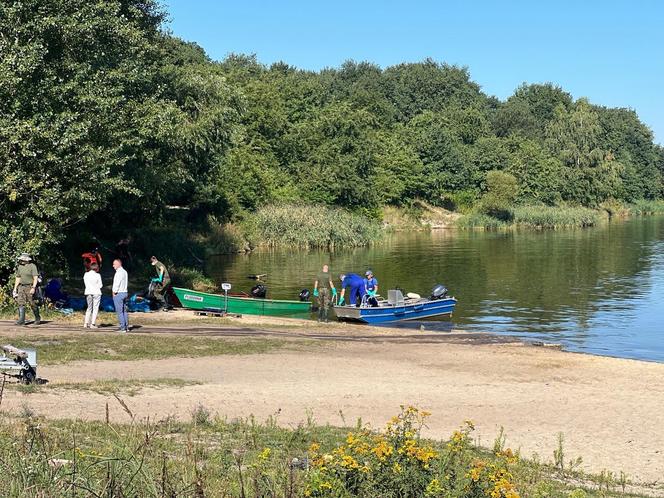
[172,287,312,317]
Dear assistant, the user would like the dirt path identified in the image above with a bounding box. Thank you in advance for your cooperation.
[1,321,663,483]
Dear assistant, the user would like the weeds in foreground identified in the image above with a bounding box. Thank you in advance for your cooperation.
[0,405,646,498]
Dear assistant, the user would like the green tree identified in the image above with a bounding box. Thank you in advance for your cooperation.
[0,0,241,275]
[545,99,623,205]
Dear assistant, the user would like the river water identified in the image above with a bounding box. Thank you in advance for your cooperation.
[209,216,664,363]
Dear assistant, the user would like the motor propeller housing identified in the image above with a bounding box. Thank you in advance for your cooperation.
[430,284,448,300]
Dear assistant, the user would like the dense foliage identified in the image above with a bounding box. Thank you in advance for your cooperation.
[1,0,662,274]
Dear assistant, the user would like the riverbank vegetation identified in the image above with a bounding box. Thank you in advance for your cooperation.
[1,0,663,279]
[0,405,647,497]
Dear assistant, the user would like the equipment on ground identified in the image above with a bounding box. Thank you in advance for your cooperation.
[299,289,311,302]
[0,345,40,384]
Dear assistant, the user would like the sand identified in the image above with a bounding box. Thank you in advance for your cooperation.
[1,318,663,484]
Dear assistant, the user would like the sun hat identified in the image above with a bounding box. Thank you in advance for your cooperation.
[17,253,32,262]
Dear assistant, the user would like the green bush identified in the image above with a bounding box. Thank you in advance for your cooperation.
[512,206,601,228]
[456,213,510,230]
[242,204,382,249]
[169,266,216,292]
[629,199,664,216]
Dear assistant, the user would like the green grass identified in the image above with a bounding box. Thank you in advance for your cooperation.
[14,378,202,396]
[0,332,294,365]
[628,199,664,216]
[457,205,603,230]
[242,204,382,249]
[0,410,654,498]
[456,212,510,229]
[512,205,602,228]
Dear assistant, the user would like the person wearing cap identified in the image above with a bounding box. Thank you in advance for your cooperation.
[313,264,336,322]
[338,273,366,307]
[150,256,171,311]
[363,270,379,299]
[13,253,41,326]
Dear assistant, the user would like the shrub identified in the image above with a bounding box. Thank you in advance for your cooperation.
[629,199,664,216]
[169,266,216,292]
[512,206,601,229]
[456,213,510,230]
[243,204,382,249]
[305,406,520,498]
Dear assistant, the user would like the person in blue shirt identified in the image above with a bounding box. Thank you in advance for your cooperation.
[364,270,378,299]
[338,273,366,306]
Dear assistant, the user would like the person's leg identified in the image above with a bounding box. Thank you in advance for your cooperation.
[153,284,165,308]
[320,288,330,322]
[317,290,325,322]
[16,286,27,325]
[91,295,101,326]
[120,292,129,330]
[113,293,125,329]
[84,295,93,327]
[33,306,41,325]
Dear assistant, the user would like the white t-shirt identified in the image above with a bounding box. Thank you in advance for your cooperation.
[112,267,128,293]
[84,270,103,296]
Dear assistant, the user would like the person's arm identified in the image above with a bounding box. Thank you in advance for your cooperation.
[96,273,103,292]
[374,279,378,294]
[313,279,319,296]
[30,271,38,294]
[112,272,118,296]
[13,276,19,296]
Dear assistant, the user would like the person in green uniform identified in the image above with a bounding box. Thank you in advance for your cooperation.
[313,264,336,322]
[12,253,41,326]
[150,256,171,310]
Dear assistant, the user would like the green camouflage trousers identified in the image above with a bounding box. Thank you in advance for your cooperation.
[153,279,171,306]
[16,284,36,308]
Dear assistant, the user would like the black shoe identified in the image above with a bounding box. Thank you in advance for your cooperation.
[15,306,26,326]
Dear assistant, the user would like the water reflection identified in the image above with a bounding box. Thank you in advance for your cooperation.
[208,217,664,362]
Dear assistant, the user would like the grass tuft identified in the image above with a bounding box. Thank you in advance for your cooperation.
[242,204,382,249]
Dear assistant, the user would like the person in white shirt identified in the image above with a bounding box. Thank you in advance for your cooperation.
[83,262,103,328]
[112,258,129,333]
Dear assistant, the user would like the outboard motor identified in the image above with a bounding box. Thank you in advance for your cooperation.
[299,289,311,302]
[430,284,448,300]
[251,284,267,298]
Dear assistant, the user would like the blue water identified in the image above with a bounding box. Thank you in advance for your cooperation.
[210,216,664,363]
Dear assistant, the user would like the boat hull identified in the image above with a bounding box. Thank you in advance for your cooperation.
[172,287,311,317]
[334,297,457,324]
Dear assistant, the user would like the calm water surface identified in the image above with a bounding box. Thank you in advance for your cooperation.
[208,216,664,362]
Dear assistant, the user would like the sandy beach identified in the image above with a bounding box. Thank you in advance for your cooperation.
[1,314,663,485]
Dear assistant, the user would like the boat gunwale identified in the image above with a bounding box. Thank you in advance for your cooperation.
[172,287,311,306]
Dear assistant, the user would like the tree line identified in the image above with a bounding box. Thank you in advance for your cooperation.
[1,0,662,275]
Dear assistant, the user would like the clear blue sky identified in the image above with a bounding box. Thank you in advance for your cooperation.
[164,0,663,144]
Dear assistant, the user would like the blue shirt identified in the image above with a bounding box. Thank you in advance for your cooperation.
[364,277,378,292]
[342,273,365,290]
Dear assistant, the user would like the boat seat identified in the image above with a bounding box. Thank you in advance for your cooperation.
[406,292,421,300]
[387,289,405,306]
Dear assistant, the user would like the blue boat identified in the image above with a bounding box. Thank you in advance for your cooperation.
[333,288,457,325]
